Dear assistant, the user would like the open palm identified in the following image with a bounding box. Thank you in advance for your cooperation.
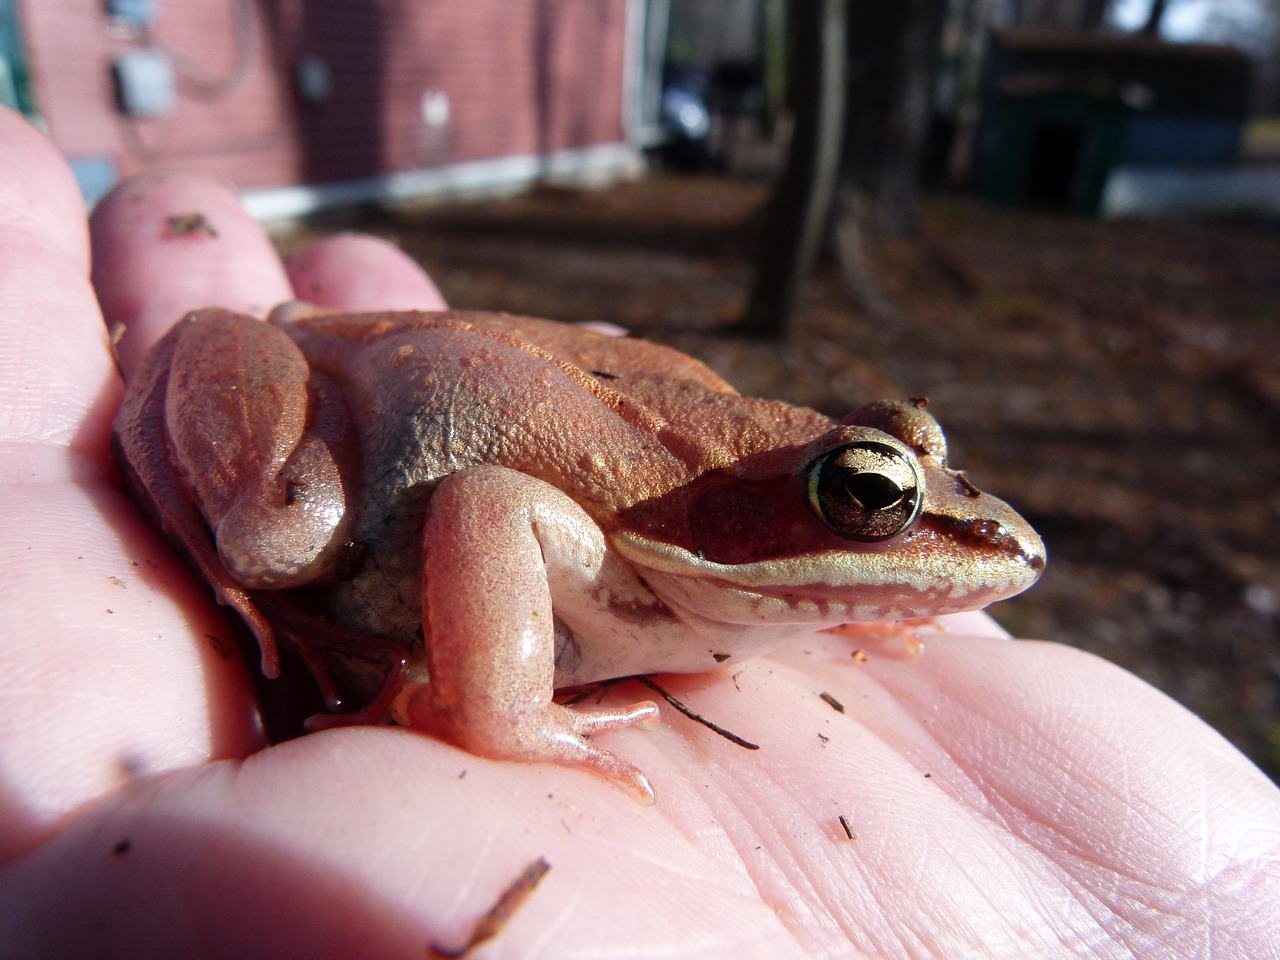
[1,108,1277,959]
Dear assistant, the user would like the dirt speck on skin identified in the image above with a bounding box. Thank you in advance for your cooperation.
[273,175,1280,783]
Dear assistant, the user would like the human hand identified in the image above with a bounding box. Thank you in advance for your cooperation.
[2,108,1278,959]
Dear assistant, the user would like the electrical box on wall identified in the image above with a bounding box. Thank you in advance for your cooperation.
[294,55,331,104]
[107,0,157,28]
[113,49,174,116]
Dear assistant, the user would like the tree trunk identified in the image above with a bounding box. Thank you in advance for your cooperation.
[1080,0,1113,30]
[830,0,948,309]
[741,0,847,337]
[1141,0,1169,35]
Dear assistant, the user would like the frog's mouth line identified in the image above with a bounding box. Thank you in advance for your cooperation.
[610,528,1044,595]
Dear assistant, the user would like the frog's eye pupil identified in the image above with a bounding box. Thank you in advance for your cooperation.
[807,441,922,541]
[844,472,906,512]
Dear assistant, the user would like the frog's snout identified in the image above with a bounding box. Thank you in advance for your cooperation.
[987,510,1047,591]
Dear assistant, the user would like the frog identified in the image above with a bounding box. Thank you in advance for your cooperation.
[113,304,1046,802]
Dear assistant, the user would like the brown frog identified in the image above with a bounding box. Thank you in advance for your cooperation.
[113,305,1045,802]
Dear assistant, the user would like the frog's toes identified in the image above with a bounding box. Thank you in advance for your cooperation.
[564,699,661,801]
[567,698,661,734]
[407,692,659,803]
[499,700,660,803]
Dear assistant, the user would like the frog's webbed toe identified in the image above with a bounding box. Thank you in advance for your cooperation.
[404,686,660,803]
[559,698,661,802]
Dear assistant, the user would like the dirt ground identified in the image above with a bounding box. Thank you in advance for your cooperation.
[274,174,1280,784]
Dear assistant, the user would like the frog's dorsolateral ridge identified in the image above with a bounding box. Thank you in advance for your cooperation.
[113,305,1045,802]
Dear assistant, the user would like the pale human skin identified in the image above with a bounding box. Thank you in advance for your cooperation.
[1,108,1278,958]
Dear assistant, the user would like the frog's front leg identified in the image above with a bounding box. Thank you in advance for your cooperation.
[398,465,661,803]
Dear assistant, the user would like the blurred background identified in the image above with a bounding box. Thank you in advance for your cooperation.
[8,0,1278,782]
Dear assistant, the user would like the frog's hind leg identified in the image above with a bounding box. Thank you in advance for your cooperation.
[402,464,661,803]
[255,594,412,727]
[304,656,411,730]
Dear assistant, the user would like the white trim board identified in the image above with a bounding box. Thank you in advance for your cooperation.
[242,142,644,222]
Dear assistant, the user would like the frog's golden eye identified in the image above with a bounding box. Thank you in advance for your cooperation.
[807,441,922,541]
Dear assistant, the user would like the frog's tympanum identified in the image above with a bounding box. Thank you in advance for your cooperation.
[114,306,1045,801]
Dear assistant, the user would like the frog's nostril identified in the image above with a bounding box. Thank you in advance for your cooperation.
[968,518,1005,539]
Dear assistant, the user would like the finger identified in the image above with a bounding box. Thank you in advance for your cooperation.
[0,112,263,862]
[90,171,293,377]
[0,110,113,449]
[285,234,448,311]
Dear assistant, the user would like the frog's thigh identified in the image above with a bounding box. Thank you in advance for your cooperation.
[404,465,658,801]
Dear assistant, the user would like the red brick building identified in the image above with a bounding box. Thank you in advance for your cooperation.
[6,0,664,215]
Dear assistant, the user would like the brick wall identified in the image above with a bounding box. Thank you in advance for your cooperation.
[19,0,629,191]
